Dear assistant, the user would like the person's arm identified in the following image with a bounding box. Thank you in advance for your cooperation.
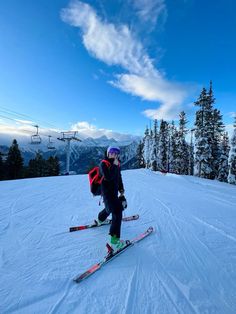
[118,167,124,194]
[100,161,117,181]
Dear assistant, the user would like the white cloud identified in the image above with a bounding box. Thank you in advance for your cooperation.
[225,124,234,139]
[0,123,34,136]
[14,119,35,125]
[0,123,61,146]
[228,112,236,118]
[61,1,194,120]
[71,121,138,141]
[61,1,153,75]
[110,73,188,119]
[131,0,167,26]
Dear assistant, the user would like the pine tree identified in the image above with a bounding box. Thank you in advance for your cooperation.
[149,126,155,170]
[168,121,178,173]
[27,152,47,178]
[194,82,224,179]
[0,153,4,180]
[143,126,152,169]
[27,159,37,178]
[218,132,230,182]
[6,139,24,180]
[188,129,195,175]
[194,86,214,179]
[212,108,225,178]
[158,120,169,171]
[137,141,145,168]
[149,120,159,171]
[175,111,189,174]
[228,116,236,184]
[46,156,60,176]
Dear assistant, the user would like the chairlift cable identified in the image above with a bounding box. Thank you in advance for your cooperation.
[0,106,59,129]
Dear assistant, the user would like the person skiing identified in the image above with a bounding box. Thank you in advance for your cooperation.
[96,146,127,253]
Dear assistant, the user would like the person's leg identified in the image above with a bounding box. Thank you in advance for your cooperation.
[109,198,123,238]
[98,208,109,222]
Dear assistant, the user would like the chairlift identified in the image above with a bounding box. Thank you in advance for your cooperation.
[31,125,41,144]
[47,135,55,150]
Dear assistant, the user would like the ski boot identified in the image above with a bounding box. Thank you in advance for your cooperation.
[106,235,129,254]
[94,218,110,226]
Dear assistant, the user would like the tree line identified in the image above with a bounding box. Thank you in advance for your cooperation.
[0,139,60,181]
[137,82,236,185]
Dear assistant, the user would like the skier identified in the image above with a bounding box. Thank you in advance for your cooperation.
[96,146,127,253]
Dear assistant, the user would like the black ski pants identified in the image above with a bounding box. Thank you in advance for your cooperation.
[98,195,123,238]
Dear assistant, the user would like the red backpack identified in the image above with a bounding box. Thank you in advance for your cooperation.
[88,160,111,196]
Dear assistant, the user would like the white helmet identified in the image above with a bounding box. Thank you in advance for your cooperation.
[107,146,120,156]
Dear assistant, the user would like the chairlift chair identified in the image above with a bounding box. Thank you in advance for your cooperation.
[31,125,41,145]
[31,134,41,144]
[47,135,55,150]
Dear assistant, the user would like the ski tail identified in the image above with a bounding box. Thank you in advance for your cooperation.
[122,214,139,221]
[69,214,139,232]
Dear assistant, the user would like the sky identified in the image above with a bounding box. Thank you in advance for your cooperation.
[0,0,236,144]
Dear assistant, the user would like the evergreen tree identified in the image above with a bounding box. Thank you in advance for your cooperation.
[0,153,4,180]
[175,111,189,174]
[151,119,159,171]
[149,126,155,170]
[158,120,169,171]
[27,152,47,178]
[27,159,37,178]
[46,156,60,176]
[168,121,178,173]
[194,82,224,179]
[228,117,236,184]
[194,86,214,179]
[188,129,195,175]
[6,139,24,180]
[148,120,159,171]
[212,108,225,178]
[137,141,145,168]
[218,132,230,182]
[143,126,152,169]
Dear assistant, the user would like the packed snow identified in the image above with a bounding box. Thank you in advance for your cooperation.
[0,169,236,313]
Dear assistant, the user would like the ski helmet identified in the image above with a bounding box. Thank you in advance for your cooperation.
[107,146,120,156]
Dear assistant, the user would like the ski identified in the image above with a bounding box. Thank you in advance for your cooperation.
[69,214,139,232]
[73,226,154,283]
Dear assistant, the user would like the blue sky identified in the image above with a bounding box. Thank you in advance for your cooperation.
[0,0,235,143]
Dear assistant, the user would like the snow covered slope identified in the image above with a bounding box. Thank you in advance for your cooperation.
[0,170,236,314]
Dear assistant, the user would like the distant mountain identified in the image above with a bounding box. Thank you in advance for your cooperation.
[1,136,140,174]
[55,139,139,174]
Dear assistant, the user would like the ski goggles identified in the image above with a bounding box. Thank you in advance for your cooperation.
[108,148,120,155]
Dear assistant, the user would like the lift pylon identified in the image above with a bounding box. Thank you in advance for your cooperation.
[57,131,81,174]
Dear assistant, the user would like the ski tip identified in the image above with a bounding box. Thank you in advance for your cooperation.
[73,278,79,283]
[147,226,154,232]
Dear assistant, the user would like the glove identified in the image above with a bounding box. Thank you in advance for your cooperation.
[119,195,127,209]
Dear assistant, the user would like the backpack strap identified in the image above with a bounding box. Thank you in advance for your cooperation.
[101,159,120,168]
[101,159,111,168]
[98,160,112,185]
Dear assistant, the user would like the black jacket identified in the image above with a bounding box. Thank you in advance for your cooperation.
[99,157,124,198]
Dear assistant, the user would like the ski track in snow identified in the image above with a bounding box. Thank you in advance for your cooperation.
[0,170,236,313]
[193,216,236,243]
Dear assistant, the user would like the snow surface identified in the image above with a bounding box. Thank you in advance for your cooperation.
[0,169,236,314]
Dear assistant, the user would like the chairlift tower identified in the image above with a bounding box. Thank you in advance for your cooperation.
[57,131,81,174]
